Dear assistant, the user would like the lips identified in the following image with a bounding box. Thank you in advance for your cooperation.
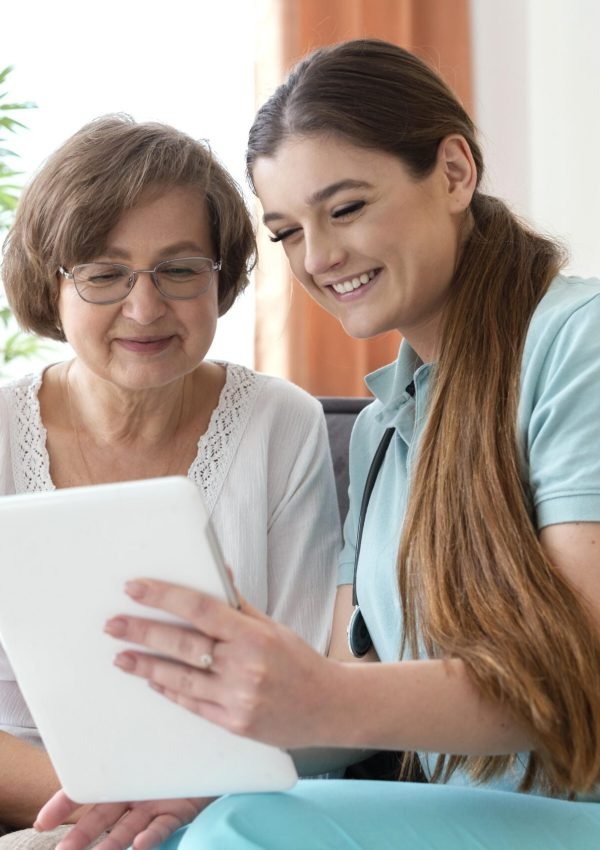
[115,335,176,354]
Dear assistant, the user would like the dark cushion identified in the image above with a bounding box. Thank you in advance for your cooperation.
[318,397,372,522]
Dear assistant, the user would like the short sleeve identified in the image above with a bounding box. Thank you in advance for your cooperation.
[525,291,600,528]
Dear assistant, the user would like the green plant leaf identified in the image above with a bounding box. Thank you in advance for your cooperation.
[0,102,36,112]
[1,329,47,363]
[0,63,38,370]
[0,115,28,132]
[0,66,15,86]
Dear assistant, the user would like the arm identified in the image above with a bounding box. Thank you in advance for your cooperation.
[0,732,62,829]
[40,524,597,836]
[105,512,600,758]
[102,578,534,756]
[539,522,600,624]
[209,382,340,652]
[47,486,598,823]
[263,390,341,652]
[0,395,63,828]
[327,584,378,662]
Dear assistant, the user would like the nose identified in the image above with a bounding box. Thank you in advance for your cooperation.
[303,228,346,278]
[120,271,168,325]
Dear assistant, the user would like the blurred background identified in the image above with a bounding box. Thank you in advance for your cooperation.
[2,0,599,394]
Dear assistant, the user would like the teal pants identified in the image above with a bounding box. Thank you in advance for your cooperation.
[161,780,600,850]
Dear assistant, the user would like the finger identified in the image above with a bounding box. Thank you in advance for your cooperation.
[104,616,214,668]
[132,810,197,850]
[89,807,157,850]
[236,595,271,623]
[121,800,211,850]
[114,653,222,704]
[124,580,263,639]
[53,805,129,850]
[34,791,81,831]
[152,684,231,728]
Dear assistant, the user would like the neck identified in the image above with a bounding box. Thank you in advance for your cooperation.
[63,361,193,485]
[64,360,192,446]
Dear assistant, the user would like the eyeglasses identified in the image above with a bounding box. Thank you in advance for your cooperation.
[59,257,222,305]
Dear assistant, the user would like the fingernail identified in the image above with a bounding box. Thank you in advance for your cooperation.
[114,652,137,672]
[125,580,148,600]
[104,617,127,637]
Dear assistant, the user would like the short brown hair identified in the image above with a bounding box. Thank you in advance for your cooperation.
[2,114,256,340]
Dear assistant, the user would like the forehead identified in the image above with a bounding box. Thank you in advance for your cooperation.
[105,185,213,251]
[252,135,412,211]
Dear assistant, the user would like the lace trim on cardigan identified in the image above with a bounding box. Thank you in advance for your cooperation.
[189,363,258,512]
[7,363,259,510]
[8,373,53,493]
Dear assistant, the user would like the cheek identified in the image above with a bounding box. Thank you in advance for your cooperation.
[283,245,314,289]
[181,295,219,339]
[58,294,115,348]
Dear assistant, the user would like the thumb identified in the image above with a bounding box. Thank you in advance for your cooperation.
[34,790,79,831]
[238,594,271,624]
[224,564,269,623]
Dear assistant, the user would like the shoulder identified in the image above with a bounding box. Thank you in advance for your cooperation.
[518,277,600,526]
[520,275,600,397]
[0,370,41,392]
[524,275,600,361]
[348,396,388,461]
[0,371,42,406]
[222,362,324,419]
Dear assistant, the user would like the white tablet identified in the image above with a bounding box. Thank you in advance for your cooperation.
[0,476,297,802]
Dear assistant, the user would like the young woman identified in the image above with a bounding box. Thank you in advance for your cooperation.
[35,40,600,850]
[0,115,340,846]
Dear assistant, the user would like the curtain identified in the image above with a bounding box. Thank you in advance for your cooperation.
[254,0,473,396]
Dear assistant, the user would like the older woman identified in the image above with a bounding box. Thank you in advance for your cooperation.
[0,115,340,842]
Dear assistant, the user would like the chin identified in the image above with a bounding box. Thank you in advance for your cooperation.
[341,319,396,340]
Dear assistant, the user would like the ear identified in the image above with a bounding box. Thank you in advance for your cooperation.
[437,135,477,211]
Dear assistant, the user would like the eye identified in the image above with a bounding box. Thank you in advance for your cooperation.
[79,264,128,285]
[162,264,198,279]
[332,200,366,219]
[89,272,122,284]
[269,226,302,244]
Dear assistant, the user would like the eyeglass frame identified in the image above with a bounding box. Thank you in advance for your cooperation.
[58,256,222,305]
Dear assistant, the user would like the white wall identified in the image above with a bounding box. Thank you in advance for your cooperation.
[471,0,600,277]
[2,0,257,370]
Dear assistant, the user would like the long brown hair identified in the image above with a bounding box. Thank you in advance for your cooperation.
[247,38,600,793]
[2,114,256,340]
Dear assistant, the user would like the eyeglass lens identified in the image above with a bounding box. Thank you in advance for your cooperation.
[72,258,218,304]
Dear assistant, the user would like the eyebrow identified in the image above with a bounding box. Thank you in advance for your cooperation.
[262,179,373,225]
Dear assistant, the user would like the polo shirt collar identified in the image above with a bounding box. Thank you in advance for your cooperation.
[365,339,433,427]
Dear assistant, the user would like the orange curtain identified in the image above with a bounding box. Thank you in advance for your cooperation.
[254,0,473,396]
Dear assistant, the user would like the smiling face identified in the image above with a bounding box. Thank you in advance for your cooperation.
[58,186,219,392]
[252,134,475,361]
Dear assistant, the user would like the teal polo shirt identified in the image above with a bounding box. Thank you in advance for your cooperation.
[338,273,600,657]
[337,275,600,795]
